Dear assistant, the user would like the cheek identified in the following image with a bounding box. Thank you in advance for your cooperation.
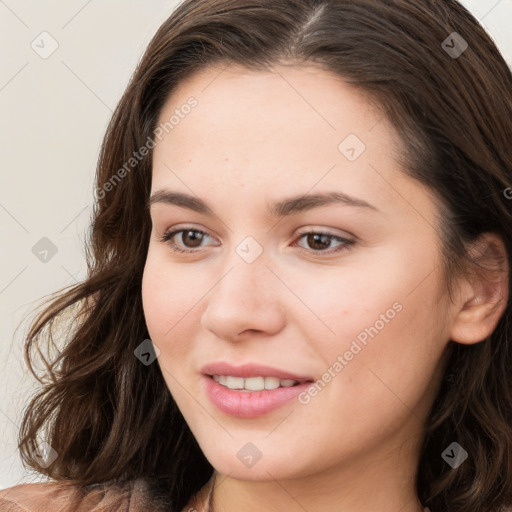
[301,246,446,401]
[141,250,207,374]
[281,254,407,360]
[142,253,186,346]
[325,283,444,428]
[142,256,168,339]
[141,261,189,402]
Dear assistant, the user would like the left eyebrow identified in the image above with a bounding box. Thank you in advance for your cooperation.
[148,190,380,217]
[268,191,380,216]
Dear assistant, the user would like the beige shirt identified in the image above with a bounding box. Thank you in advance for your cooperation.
[0,476,431,511]
[0,477,212,512]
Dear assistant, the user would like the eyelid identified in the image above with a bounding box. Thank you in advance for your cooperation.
[295,226,354,239]
[157,226,216,253]
[158,225,355,255]
[291,231,354,254]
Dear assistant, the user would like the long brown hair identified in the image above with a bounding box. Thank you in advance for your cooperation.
[16,1,512,510]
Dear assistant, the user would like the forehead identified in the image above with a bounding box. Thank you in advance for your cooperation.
[153,64,389,174]
[150,63,437,226]
[155,63,383,144]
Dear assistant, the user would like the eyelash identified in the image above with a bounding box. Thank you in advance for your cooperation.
[157,228,355,255]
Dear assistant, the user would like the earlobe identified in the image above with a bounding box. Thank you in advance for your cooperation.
[449,232,509,346]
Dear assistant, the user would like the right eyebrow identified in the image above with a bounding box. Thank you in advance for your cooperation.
[149,190,214,215]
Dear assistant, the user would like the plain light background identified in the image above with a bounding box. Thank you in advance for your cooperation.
[1,0,511,488]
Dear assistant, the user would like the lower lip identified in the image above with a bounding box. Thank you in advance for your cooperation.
[202,375,313,418]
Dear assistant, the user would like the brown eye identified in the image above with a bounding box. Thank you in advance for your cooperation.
[294,231,355,254]
[305,233,332,251]
[177,230,206,248]
[158,228,214,253]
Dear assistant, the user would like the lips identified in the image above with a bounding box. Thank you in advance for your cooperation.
[200,362,315,418]
[200,362,314,382]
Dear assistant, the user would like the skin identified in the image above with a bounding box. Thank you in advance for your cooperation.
[141,63,508,512]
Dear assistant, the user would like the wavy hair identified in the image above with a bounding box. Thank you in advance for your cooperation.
[15,0,512,510]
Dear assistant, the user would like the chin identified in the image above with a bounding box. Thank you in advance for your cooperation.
[202,447,311,482]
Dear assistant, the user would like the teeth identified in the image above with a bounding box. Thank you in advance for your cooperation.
[212,375,299,391]
[226,376,244,389]
[244,376,265,390]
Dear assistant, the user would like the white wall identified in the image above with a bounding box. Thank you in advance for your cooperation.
[1,0,511,488]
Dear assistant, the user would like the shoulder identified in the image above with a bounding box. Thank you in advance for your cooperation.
[0,479,154,512]
[0,481,80,512]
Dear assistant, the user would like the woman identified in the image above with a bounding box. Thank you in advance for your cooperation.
[1,0,511,511]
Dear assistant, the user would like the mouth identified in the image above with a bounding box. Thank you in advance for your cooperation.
[207,374,309,391]
[200,363,315,418]
[200,361,314,383]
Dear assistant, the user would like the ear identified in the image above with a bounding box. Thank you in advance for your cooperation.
[450,232,509,345]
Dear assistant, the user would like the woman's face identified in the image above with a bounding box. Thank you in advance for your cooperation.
[142,64,455,481]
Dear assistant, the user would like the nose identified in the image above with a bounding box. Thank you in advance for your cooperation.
[200,255,286,342]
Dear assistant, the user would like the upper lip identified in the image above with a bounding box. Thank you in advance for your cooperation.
[201,362,314,382]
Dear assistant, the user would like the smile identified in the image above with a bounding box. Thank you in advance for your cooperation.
[211,375,299,391]
[203,375,314,418]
